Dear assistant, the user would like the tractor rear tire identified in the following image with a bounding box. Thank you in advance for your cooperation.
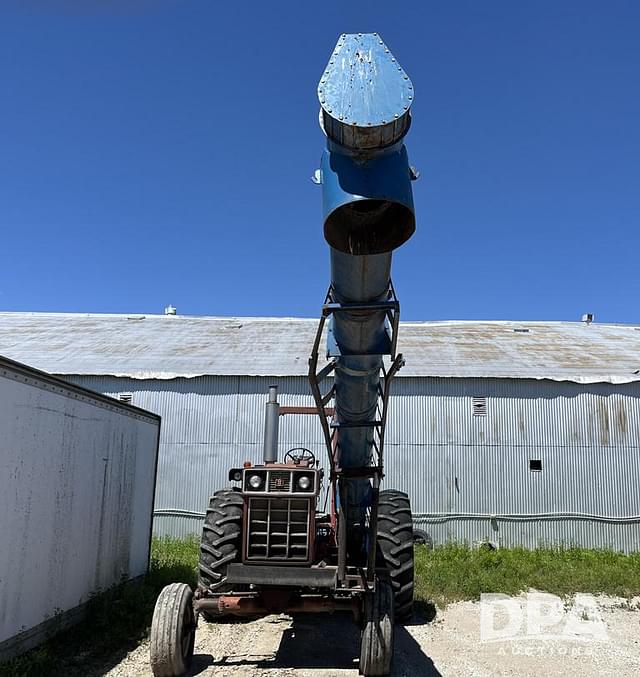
[359,580,394,676]
[413,528,433,549]
[149,583,195,677]
[377,489,414,623]
[198,488,243,594]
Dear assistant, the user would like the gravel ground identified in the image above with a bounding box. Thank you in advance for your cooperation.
[100,594,640,677]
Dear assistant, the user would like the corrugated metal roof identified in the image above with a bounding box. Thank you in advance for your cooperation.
[0,312,639,383]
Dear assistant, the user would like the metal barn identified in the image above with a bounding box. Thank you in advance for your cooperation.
[2,312,639,552]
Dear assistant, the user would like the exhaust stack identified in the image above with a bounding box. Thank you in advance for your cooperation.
[263,385,280,464]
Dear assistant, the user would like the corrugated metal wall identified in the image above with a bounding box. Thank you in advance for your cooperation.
[68,375,640,552]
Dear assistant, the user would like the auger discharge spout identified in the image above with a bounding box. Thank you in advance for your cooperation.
[314,33,416,535]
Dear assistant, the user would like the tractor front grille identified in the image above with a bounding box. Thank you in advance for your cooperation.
[268,470,291,493]
[246,497,310,562]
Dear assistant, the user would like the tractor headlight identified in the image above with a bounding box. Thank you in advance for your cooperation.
[248,474,264,489]
[297,475,312,491]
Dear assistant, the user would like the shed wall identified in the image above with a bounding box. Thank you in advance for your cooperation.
[0,362,160,656]
[68,375,640,552]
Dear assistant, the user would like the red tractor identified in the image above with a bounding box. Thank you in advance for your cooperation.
[150,31,418,677]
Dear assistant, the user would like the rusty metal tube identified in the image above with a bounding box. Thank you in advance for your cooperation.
[194,595,354,617]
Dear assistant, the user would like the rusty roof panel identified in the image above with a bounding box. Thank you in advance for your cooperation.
[0,313,638,384]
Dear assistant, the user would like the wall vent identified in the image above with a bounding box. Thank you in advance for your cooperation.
[530,459,542,472]
[118,393,133,404]
[513,328,530,333]
[472,397,487,417]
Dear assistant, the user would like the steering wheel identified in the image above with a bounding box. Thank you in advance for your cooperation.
[284,447,316,467]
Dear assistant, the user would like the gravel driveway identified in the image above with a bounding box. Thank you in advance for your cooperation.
[99,594,640,677]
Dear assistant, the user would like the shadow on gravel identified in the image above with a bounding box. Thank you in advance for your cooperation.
[197,609,441,676]
[394,625,442,676]
[190,655,215,675]
[410,600,438,625]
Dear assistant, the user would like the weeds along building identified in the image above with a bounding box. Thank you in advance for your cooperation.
[2,311,639,552]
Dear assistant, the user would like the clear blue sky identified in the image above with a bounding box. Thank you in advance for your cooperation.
[1,1,639,322]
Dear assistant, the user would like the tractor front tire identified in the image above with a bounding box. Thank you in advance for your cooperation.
[377,489,414,622]
[359,580,395,676]
[198,488,243,594]
[149,583,195,677]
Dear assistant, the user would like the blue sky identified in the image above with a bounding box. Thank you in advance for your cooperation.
[1,1,639,322]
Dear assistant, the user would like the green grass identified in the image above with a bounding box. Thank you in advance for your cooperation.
[3,537,640,675]
[149,534,199,589]
[415,543,640,607]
